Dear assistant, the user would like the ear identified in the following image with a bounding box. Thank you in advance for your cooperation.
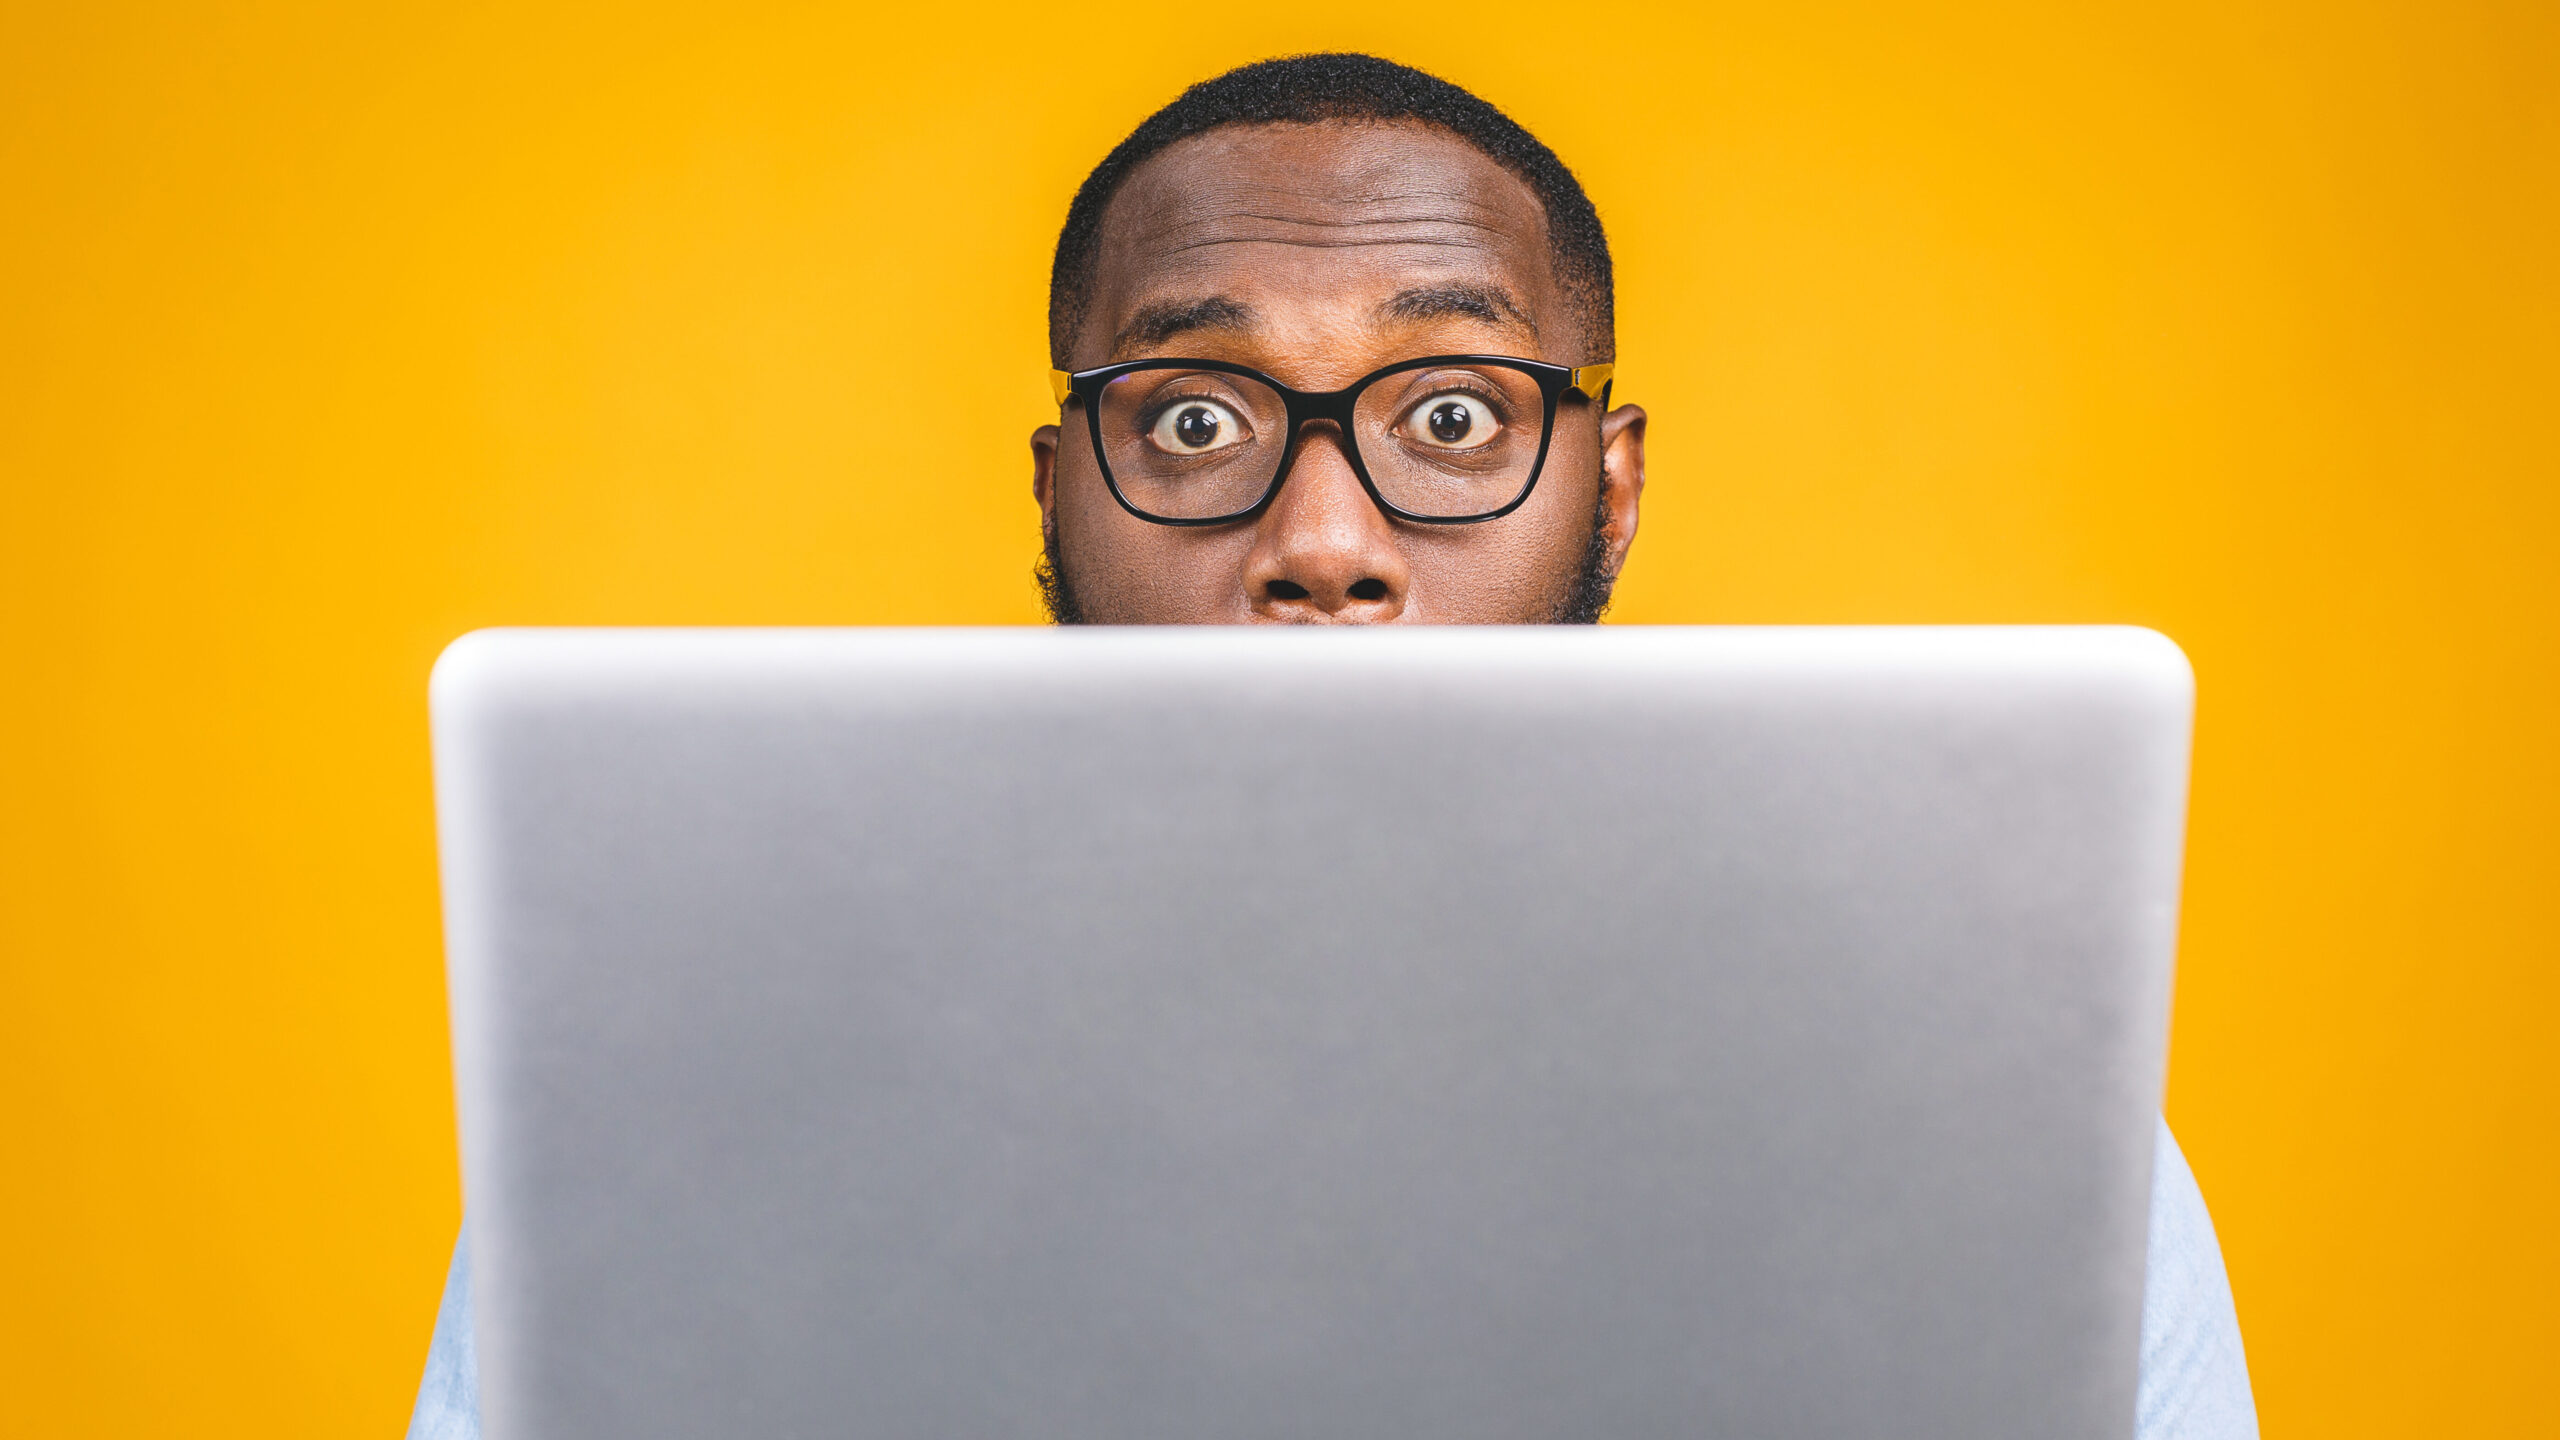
[1597,402,1648,578]
[1031,423,1062,536]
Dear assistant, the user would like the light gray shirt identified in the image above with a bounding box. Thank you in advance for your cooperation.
[408,1117,2256,1439]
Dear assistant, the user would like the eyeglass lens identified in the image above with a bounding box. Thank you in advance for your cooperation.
[1095,363,1551,520]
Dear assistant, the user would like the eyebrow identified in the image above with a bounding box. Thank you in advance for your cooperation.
[1379,284,1537,338]
[1110,296,1258,357]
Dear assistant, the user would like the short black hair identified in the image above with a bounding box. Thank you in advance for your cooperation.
[1047,53,1614,368]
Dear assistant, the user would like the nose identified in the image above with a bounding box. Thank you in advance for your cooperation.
[1241,427,1410,622]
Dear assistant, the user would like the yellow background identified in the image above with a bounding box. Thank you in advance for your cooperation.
[4,2,2553,1434]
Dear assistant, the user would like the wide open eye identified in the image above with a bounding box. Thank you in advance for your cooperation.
[1147,397,1248,455]
[1404,391,1504,450]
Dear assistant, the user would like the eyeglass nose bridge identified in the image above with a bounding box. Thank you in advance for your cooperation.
[1260,385,1371,500]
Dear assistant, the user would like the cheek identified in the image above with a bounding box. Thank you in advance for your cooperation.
[1053,446,1258,622]
[1403,449,1602,620]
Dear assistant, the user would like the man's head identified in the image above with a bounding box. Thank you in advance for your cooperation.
[1031,54,1647,624]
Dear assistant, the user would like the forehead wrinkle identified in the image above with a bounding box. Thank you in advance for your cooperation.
[1172,210,1511,234]
[1132,169,1521,211]
[1131,211,1518,256]
[1088,133,1571,365]
[1184,194,1518,227]
[1118,179,1528,248]
[1151,234,1495,263]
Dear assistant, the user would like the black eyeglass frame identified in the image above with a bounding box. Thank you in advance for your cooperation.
[1050,355,1616,527]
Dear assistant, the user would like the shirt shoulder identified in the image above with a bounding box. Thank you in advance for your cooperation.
[2138,1117,2260,1440]
[407,1233,482,1440]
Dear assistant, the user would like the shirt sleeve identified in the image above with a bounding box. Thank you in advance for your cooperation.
[406,1229,483,1440]
[2137,1117,2260,1440]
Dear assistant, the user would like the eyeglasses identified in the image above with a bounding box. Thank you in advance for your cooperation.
[1049,355,1615,526]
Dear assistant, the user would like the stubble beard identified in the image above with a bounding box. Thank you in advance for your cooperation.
[1038,489,1619,626]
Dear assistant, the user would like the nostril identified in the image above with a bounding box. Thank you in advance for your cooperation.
[1347,578,1388,602]
[1267,579,1310,601]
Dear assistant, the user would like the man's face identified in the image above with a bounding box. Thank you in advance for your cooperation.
[1031,121,1647,624]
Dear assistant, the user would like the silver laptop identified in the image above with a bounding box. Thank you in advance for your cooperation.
[431,626,2191,1440]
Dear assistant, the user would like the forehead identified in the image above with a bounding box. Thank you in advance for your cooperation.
[1081,121,1566,369]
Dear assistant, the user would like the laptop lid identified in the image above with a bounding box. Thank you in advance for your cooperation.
[431,626,2191,1440]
